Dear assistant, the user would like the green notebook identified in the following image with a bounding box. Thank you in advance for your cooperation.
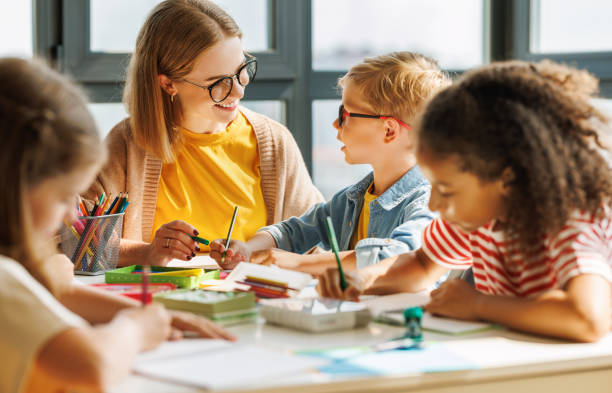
[105,265,218,289]
[153,289,256,315]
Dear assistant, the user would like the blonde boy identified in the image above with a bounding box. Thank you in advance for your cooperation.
[211,52,450,274]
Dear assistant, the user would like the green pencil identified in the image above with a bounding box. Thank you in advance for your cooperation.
[190,235,210,245]
[324,216,348,291]
[221,206,239,265]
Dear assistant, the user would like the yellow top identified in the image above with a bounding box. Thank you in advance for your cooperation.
[152,112,267,251]
[349,185,378,249]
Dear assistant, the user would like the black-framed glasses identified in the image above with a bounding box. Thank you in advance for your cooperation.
[338,104,411,130]
[183,57,257,103]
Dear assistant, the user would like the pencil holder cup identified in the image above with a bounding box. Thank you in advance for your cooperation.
[60,213,124,275]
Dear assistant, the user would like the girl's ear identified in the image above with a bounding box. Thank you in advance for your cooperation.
[383,118,401,143]
[158,74,178,95]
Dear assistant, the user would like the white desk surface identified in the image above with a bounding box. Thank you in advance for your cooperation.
[75,274,612,393]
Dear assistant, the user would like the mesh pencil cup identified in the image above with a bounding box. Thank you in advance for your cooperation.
[60,213,124,275]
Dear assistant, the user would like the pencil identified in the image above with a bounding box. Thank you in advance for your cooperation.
[324,216,348,291]
[190,235,210,245]
[141,265,151,306]
[220,206,239,265]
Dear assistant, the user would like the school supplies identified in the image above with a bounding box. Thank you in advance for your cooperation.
[153,289,256,325]
[105,265,218,289]
[324,216,347,290]
[363,293,498,335]
[61,193,130,275]
[403,306,423,341]
[141,265,151,305]
[224,262,312,295]
[167,255,220,270]
[190,235,210,245]
[259,298,372,333]
[220,206,238,265]
[90,283,176,303]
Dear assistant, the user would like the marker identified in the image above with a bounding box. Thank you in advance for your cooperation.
[190,235,210,245]
[324,216,347,291]
[220,206,239,265]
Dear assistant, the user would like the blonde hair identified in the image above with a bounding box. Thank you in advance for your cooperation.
[0,57,105,284]
[338,52,450,124]
[124,0,242,162]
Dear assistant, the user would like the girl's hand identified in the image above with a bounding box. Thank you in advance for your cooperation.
[425,278,482,320]
[118,304,172,351]
[209,239,250,269]
[316,267,366,301]
[168,310,237,341]
[147,220,200,266]
[250,248,304,268]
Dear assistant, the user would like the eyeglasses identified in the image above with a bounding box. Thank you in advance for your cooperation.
[183,57,257,103]
[338,104,411,130]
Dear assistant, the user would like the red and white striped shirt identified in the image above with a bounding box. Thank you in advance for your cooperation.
[422,208,612,298]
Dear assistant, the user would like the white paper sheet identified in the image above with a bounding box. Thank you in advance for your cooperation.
[134,339,328,390]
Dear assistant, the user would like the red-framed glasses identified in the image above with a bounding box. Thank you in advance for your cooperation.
[338,104,411,130]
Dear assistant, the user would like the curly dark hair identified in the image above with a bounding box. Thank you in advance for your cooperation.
[416,60,612,253]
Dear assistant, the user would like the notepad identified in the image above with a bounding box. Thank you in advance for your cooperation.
[133,339,329,390]
[362,292,498,335]
[167,255,220,270]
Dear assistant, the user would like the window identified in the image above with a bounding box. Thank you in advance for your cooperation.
[0,1,32,57]
[530,0,612,54]
[90,0,270,54]
[312,0,485,71]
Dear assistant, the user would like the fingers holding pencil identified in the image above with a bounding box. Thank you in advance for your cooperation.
[148,220,200,266]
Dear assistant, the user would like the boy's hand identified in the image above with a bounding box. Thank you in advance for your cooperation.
[250,248,304,268]
[209,239,250,269]
[119,304,172,351]
[168,310,237,341]
[316,267,365,301]
[148,220,200,266]
[425,278,482,321]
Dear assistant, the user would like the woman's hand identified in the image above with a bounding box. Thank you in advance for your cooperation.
[168,310,237,341]
[209,239,250,269]
[147,220,200,266]
[425,278,482,320]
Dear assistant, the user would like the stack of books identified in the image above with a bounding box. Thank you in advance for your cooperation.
[153,289,257,326]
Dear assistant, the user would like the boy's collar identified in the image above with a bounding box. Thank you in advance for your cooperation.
[347,166,429,210]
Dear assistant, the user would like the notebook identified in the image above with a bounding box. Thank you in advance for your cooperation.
[133,339,328,390]
[362,292,498,335]
[226,262,313,291]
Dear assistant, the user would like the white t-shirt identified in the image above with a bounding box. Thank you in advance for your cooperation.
[0,256,87,393]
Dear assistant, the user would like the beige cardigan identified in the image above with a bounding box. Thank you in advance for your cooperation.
[85,107,324,242]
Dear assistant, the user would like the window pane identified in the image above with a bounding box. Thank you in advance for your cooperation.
[88,103,128,138]
[312,100,371,200]
[530,0,612,53]
[88,101,284,139]
[242,100,285,125]
[312,0,484,71]
[0,0,32,57]
[90,0,270,54]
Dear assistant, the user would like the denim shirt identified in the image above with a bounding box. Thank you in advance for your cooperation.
[260,166,434,269]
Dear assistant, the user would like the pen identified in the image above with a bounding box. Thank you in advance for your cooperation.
[141,265,151,306]
[190,235,210,245]
[324,216,348,291]
[221,206,239,265]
